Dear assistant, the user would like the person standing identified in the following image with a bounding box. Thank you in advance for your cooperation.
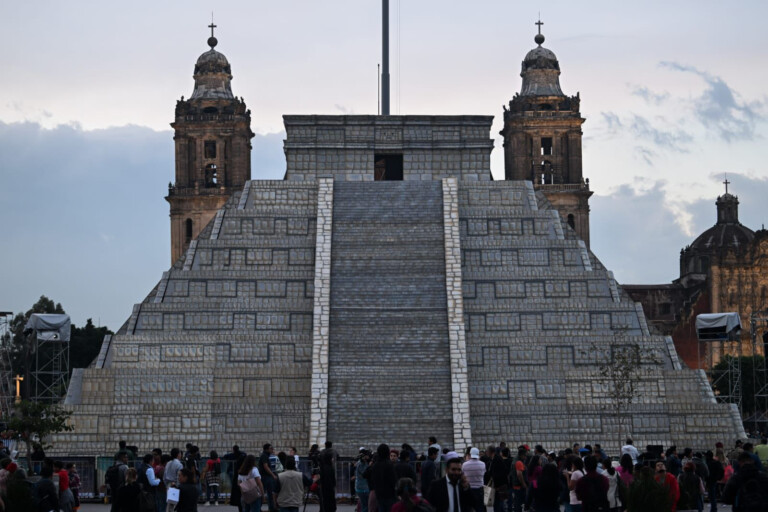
[511,447,529,512]
[176,468,199,512]
[426,457,474,512]
[421,447,440,498]
[54,460,75,512]
[202,450,222,506]
[164,448,184,512]
[533,464,563,512]
[461,448,486,512]
[654,461,680,512]
[260,444,279,512]
[484,446,508,512]
[276,457,309,512]
[564,456,584,512]
[114,468,141,512]
[66,462,81,511]
[368,444,399,512]
[238,455,265,512]
[318,451,337,512]
[355,450,372,512]
[621,439,639,466]
[575,456,609,512]
[704,450,724,512]
[395,451,417,482]
[392,477,430,512]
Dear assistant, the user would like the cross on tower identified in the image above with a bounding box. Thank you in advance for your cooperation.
[723,176,731,194]
[209,14,217,38]
[535,19,544,35]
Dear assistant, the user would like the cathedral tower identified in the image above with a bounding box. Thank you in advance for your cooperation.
[500,22,592,245]
[166,27,254,263]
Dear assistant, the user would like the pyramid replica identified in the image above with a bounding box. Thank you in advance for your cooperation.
[56,27,744,456]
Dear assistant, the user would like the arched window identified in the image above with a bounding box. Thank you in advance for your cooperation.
[185,218,193,242]
[567,214,575,229]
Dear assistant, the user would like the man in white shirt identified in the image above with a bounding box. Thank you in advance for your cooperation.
[621,438,639,465]
[462,448,486,512]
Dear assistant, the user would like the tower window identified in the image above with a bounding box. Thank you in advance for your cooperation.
[185,218,193,242]
[203,106,218,114]
[541,137,553,156]
[567,214,575,229]
[204,141,217,159]
[205,164,218,187]
[374,154,404,181]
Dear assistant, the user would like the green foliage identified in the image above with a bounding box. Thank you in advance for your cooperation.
[710,355,766,416]
[70,318,111,373]
[3,400,73,453]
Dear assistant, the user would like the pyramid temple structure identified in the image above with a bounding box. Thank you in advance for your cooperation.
[56,26,744,456]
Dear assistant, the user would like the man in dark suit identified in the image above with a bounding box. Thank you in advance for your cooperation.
[427,457,474,512]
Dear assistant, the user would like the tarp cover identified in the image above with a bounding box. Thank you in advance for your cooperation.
[24,313,71,342]
[695,312,741,334]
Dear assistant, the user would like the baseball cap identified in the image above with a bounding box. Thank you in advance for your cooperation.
[470,448,480,459]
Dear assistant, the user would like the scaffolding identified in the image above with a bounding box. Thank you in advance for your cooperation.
[697,312,743,414]
[25,314,71,403]
[750,311,768,432]
[0,312,14,417]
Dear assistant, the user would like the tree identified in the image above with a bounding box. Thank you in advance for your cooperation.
[2,400,73,457]
[70,318,111,373]
[588,342,659,451]
[710,355,766,417]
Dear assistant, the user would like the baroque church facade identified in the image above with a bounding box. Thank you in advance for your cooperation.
[626,190,768,369]
[55,27,744,456]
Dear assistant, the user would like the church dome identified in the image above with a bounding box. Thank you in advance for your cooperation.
[190,39,234,101]
[689,193,754,253]
[680,191,754,282]
[519,32,564,97]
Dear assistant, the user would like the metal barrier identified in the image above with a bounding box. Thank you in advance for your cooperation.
[13,455,443,501]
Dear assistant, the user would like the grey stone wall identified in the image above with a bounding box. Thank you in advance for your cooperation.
[458,181,744,452]
[283,115,494,182]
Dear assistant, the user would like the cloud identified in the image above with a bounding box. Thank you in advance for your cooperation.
[599,112,692,164]
[660,61,765,142]
[0,121,286,330]
[629,115,692,153]
[592,174,768,285]
[630,86,670,105]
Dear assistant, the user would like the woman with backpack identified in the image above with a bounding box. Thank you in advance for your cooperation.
[202,450,222,506]
[601,458,623,512]
[677,462,704,512]
[238,455,265,512]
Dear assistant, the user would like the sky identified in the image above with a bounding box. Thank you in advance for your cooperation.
[1,0,768,331]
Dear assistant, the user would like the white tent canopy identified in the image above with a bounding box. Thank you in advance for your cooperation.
[695,312,741,341]
[24,313,71,342]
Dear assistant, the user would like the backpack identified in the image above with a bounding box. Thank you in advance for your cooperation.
[106,462,126,494]
[677,473,700,510]
[735,476,768,512]
[213,461,222,475]
[582,475,610,512]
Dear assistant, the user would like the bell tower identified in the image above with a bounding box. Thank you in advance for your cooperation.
[500,21,592,246]
[166,25,254,263]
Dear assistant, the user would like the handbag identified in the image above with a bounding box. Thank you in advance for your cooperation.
[166,487,180,504]
[483,484,495,507]
[240,476,263,505]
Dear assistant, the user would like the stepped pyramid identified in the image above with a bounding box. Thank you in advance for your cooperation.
[56,114,744,456]
[54,26,744,456]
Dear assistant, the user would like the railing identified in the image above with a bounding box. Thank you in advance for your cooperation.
[15,456,440,501]
[534,182,590,192]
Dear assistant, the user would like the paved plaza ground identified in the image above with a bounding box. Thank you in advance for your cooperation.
[76,503,734,512]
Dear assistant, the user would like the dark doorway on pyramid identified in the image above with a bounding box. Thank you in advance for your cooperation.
[374,154,403,180]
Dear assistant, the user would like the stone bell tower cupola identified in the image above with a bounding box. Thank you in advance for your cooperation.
[166,24,254,263]
[500,20,593,246]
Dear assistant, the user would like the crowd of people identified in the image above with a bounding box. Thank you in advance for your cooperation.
[1,436,768,512]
